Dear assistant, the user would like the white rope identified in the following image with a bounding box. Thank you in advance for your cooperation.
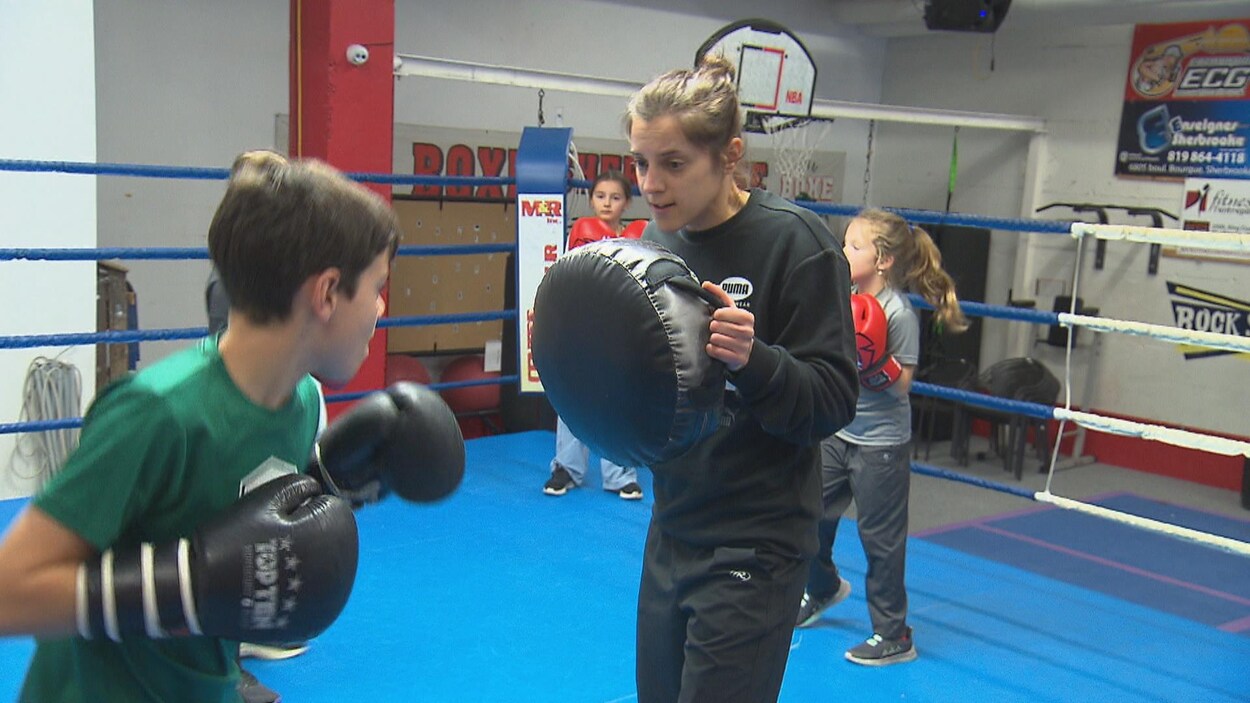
[1028,226,1249,560]
[1052,408,1250,458]
[953,207,1250,561]
[1042,229,1247,475]
[1035,492,1250,557]
[12,356,82,485]
[1057,312,1250,354]
[1042,227,1088,493]
[1070,222,1250,253]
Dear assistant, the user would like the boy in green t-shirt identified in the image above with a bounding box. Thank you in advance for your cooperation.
[0,150,401,702]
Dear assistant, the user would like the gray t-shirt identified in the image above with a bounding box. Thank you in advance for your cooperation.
[837,286,919,446]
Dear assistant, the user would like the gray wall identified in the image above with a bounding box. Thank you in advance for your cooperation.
[94,1,292,364]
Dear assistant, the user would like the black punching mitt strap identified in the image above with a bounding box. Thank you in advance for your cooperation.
[531,238,726,468]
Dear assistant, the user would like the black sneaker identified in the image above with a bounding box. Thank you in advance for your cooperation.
[543,466,577,496]
[795,577,851,628]
[615,482,643,500]
[238,666,281,703]
[239,641,309,660]
[844,626,918,666]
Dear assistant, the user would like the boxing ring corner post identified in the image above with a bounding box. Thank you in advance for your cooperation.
[514,126,573,397]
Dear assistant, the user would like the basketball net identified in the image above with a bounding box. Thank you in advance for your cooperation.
[759,115,832,202]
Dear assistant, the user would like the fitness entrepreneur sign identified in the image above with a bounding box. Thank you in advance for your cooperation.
[1116,19,1250,180]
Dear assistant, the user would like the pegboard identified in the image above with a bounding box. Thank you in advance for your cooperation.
[97,261,132,391]
[387,199,515,354]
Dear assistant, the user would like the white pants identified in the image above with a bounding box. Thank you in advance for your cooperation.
[552,417,637,490]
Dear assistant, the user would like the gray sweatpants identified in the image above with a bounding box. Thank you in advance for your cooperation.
[552,416,637,490]
[806,435,912,639]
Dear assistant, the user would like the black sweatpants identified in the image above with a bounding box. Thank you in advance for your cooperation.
[806,435,912,639]
[635,522,809,703]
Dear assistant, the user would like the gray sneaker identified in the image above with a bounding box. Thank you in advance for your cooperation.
[795,577,852,628]
[845,626,917,666]
[543,466,577,496]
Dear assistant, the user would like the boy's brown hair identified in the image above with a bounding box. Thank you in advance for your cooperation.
[208,151,399,323]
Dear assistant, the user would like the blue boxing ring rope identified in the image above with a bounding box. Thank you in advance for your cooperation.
[3,155,1248,557]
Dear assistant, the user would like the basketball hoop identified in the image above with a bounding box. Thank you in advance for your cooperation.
[698,19,825,202]
[759,114,833,202]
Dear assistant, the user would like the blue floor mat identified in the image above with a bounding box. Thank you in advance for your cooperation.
[919,491,1250,634]
[3,433,1248,701]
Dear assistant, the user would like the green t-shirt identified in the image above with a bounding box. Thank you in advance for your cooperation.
[22,336,321,703]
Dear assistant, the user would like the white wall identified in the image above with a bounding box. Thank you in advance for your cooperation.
[87,0,887,365]
[391,1,884,138]
[0,0,98,499]
[389,1,884,210]
[4,2,885,500]
[25,1,1241,456]
[876,24,1248,437]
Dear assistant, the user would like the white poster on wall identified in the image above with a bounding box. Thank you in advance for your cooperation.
[515,194,563,393]
[1173,177,1250,264]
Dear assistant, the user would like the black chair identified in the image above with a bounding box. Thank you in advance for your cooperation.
[912,357,978,461]
[951,358,1061,480]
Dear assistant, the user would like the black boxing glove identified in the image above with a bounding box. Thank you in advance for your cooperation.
[77,473,357,644]
[310,382,466,505]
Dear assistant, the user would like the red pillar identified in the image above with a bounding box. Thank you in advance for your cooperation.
[290,0,394,416]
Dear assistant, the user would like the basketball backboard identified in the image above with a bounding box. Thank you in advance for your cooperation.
[696,19,817,130]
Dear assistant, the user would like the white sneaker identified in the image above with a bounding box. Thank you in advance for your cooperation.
[239,642,310,660]
[615,482,644,500]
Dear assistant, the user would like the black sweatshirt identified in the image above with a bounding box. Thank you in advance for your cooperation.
[642,189,859,559]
